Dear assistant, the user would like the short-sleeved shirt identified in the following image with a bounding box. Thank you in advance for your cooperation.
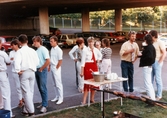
[120,41,140,62]
[153,39,166,61]
[101,47,112,59]
[36,46,50,68]
[50,45,63,66]
[0,50,10,71]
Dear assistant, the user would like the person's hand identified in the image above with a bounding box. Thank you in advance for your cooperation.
[18,71,23,75]
[74,59,77,62]
[10,58,14,60]
[129,48,135,53]
[80,73,84,78]
[39,68,43,72]
[48,66,50,72]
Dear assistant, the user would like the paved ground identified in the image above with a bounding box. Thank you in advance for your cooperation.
[7,39,167,117]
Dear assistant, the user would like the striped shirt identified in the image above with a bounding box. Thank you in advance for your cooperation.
[101,47,112,59]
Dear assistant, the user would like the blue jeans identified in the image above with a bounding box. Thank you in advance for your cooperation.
[35,68,48,107]
[121,61,134,92]
[152,60,163,98]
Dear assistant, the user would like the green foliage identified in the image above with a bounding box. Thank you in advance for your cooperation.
[51,6,167,26]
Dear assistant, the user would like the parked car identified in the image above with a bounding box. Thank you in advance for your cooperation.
[75,32,93,46]
[108,31,127,43]
[75,32,101,46]
[41,34,64,50]
[59,34,77,48]
[100,32,117,44]
[49,27,61,35]
[159,36,167,50]
[136,30,148,40]
[0,36,16,52]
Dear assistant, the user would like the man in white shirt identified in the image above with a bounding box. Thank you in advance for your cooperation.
[0,38,15,117]
[49,36,63,105]
[14,34,39,117]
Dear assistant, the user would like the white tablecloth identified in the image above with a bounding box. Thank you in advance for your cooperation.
[84,77,128,87]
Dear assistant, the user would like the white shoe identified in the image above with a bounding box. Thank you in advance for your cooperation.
[51,97,58,102]
[40,106,47,113]
[56,100,63,104]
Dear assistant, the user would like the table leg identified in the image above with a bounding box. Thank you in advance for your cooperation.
[88,87,90,106]
[102,90,105,118]
[101,92,103,111]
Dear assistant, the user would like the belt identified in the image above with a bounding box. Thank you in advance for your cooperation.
[0,70,6,72]
[122,60,132,63]
[23,69,34,72]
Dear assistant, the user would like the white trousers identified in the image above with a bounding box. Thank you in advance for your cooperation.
[51,65,63,101]
[143,67,155,100]
[0,90,3,109]
[12,72,22,100]
[0,72,13,116]
[100,59,112,74]
[20,70,35,113]
[76,61,84,90]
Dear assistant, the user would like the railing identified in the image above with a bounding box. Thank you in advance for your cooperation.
[49,17,167,33]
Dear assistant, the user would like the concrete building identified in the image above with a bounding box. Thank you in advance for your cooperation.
[0,0,166,35]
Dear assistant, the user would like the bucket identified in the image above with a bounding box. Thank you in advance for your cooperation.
[0,110,10,118]
[92,72,106,82]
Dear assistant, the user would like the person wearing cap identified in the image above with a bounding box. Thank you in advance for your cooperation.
[120,31,140,92]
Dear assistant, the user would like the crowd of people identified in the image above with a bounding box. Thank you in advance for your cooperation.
[119,30,166,101]
[69,29,166,106]
[0,34,63,117]
[0,29,166,117]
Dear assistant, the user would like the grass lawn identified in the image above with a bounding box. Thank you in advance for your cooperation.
[37,91,167,118]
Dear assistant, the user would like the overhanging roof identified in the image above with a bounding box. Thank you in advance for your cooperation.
[0,0,167,18]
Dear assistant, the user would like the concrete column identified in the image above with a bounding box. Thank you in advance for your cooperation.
[82,8,90,32]
[115,9,122,31]
[39,7,49,35]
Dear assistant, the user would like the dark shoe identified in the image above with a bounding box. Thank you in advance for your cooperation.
[29,113,35,117]
[90,100,95,103]
[21,112,29,117]
[18,102,24,108]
